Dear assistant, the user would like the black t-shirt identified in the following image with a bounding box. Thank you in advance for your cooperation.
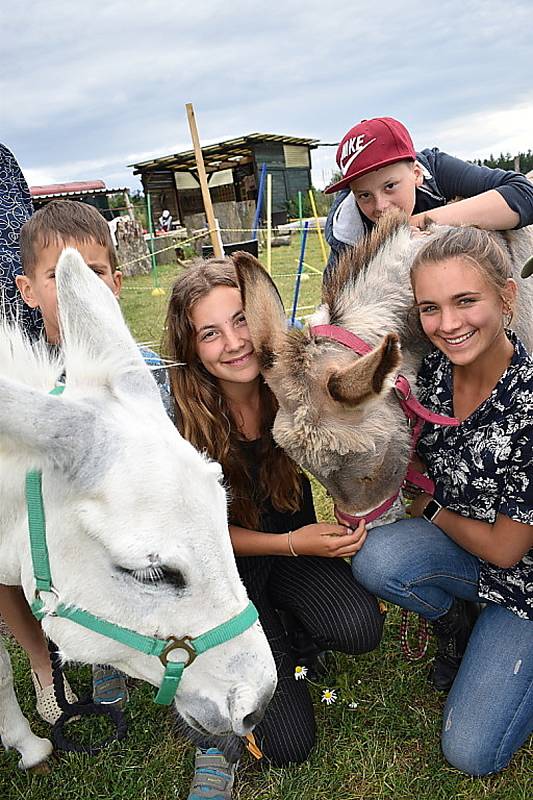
[234,438,316,599]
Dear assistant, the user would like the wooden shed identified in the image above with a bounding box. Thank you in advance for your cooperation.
[130,133,319,236]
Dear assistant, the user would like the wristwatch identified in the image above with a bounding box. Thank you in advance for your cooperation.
[423,498,443,523]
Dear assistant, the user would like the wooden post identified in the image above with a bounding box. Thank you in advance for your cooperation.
[308,189,328,266]
[123,189,135,221]
[266,173,272,275]
[185,103,224,258]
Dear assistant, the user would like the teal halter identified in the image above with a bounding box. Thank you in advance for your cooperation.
[26,385,258,705]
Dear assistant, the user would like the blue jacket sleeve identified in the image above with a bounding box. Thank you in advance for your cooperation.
[138,346,174,420]
[423,148,533,228]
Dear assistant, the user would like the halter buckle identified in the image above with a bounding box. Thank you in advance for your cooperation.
[159,635,197,667]
[394,378,411,403]
[34,586,60,616]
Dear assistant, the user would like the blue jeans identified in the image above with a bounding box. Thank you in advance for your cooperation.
[351,517,533,775]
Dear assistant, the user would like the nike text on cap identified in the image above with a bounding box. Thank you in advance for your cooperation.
[325,117,416,194]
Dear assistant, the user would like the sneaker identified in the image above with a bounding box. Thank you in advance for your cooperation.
[92,664,129,709]
[429,599,480,692]
[31,670,78,725]
[187,747,235,799]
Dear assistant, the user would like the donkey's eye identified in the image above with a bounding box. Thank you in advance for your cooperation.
[118,564,187,592]
[132,565,165,584]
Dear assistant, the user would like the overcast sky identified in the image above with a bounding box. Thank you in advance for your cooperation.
[2,1,532,193]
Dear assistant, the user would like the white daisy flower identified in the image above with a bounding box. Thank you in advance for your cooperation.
[294,665,308,681]
[321,688,337,705]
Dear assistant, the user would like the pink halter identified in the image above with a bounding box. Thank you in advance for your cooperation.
[310,324,459,526]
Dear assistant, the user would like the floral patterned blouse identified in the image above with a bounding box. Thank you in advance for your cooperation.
[417,332,533,620]
[0,143,43,338]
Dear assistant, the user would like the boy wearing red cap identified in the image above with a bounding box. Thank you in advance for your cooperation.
[324,117,533,282]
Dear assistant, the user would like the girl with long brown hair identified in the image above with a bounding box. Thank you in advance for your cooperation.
[164,257,384,799]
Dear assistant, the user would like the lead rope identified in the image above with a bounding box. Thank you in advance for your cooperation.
[399,611,429,661]
[47,640,128,754]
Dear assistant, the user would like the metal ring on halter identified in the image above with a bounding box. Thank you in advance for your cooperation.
[159,635,197,667]
[35,586,60,600]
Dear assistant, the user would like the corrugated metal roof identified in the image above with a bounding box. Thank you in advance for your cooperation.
[30,182,129,200]
[30,180,107,197]
[130,133,320,174]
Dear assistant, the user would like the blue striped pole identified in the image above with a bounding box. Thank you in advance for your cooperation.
[252,163,267,240]
[290,221,309,327]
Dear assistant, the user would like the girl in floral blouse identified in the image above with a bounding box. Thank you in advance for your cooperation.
[352,226,533,776]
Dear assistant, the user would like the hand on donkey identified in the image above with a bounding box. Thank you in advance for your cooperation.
[290,521,367,558]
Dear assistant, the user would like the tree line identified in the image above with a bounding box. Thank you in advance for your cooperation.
[473,150,533,174]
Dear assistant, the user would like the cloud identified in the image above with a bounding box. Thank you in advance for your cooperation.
[3,0,533,190]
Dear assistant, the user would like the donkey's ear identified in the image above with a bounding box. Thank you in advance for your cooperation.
[56,249,160,401]
[232,251,287,373]
[0,377,110,487]
[327,334,402,407]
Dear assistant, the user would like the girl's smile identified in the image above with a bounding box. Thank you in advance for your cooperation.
[222,350,255,367]
[439,329,476,348]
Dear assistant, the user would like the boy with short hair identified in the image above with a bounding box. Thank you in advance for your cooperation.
[17,199,171,408]
[17,199,122,343]
[324,116,533,283]
[0,199,170,722]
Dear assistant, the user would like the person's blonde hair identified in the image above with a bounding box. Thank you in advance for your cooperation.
[411,226,513,299]
[163,257,302,529]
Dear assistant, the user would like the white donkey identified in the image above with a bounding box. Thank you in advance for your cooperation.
[0,249,276,770]
[233,213,533,523]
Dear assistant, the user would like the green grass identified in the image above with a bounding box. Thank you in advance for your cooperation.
[118,230,326,348]
[2,233,531,799]
[3,620,531,800]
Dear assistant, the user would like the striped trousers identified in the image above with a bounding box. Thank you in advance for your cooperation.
[239,554,384,766]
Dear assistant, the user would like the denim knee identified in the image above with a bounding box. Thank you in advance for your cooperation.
[351,536,390,596]
[441,726,505,776]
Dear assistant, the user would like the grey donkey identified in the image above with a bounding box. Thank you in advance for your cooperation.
[233,211,533,522]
